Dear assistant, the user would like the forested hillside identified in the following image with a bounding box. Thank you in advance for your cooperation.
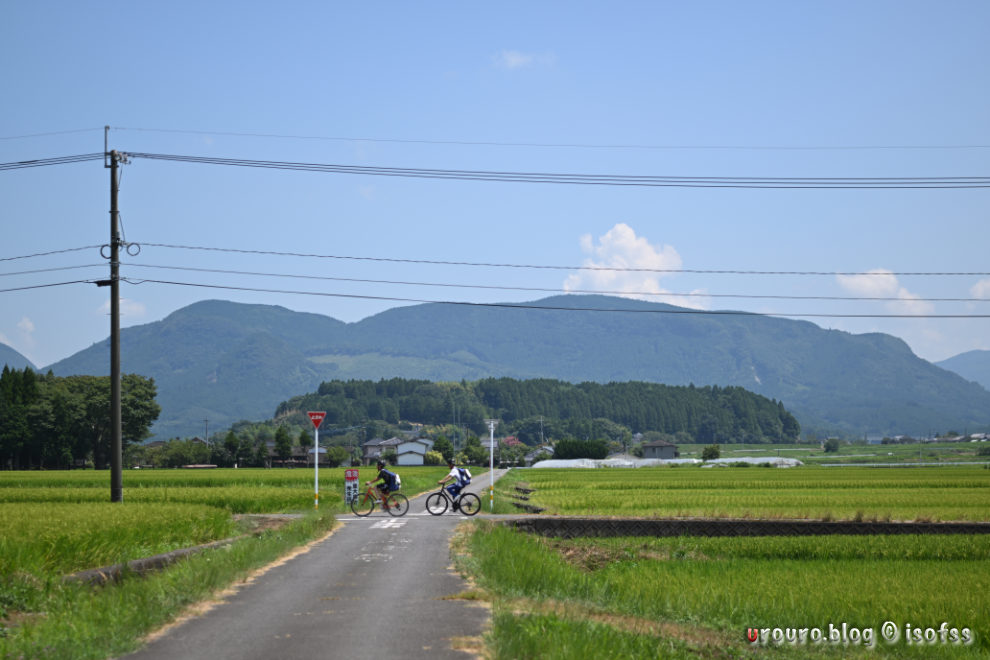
[276,377,801,444]
[44,297,990,439]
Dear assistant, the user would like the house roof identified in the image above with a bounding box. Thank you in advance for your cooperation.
[363,437,404,448]
[642,439,677,447]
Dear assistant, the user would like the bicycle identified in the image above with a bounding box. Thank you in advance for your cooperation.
[350,484,409,517]
[425,485,481,516]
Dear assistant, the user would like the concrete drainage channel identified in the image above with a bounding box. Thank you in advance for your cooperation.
[64,514,303,586]
[499,517,990,538]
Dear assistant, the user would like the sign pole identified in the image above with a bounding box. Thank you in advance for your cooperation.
[307,412,326,509]
[486,419,498,511]
[314,425,319,509]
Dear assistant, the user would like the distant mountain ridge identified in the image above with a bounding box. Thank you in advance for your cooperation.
[937,350,990,391]
[0,343,35,371]
[45,296,990,439]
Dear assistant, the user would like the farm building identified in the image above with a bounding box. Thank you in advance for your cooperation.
[641,438,678,460]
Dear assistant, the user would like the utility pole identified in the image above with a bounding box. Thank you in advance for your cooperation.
[486,419,498,511]
[108,146,123,502]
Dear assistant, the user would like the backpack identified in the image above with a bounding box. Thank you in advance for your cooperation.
[458,467,472,485]
[382,469,401,491]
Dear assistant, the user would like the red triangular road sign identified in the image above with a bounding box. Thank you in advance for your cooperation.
[307,411,326,429]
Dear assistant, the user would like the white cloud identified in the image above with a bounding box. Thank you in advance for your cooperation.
[563,223,708,309]
[836,269,934,316]
[0,318,37,358]
[970,279,990,298]
[493,50,556,70]
[16,317,36,350]
[835,269,899,297]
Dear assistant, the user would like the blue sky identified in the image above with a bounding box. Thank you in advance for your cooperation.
[2,1,989,368]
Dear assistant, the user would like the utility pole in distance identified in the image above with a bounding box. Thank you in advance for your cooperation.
[100,130,127,503]
[109,148,123,502]
[486,419,498,511]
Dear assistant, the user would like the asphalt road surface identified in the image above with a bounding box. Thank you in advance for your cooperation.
[124,473,507,660]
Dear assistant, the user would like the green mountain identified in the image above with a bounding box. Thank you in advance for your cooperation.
[937,350,990,391]
[0,343,35,371]
[46,300,346,439]
[45,296,990,439]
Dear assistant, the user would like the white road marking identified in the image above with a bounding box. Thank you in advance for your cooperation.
[370,519,407,529]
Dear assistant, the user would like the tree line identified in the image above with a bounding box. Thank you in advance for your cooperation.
[277,377,800,445]
[0,366,160,469]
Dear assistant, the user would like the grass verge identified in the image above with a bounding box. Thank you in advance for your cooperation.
[0,509,335,660]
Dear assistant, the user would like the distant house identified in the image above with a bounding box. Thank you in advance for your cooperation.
[396,438,434,466]
[524,445,554,466]
[361,436,405,464]
[641,438,678,460]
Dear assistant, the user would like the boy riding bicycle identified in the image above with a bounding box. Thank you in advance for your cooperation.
[437,458,471,511]
[367,460,401,509]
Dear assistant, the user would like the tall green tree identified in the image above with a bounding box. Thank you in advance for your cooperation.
[433,436,454,461]
[274,426,293,466]
[0,369,159,469]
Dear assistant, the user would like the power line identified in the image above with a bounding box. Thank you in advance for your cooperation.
[111,126,990,152]
[140,242,990,277]
[0,246,103,262]
[0,153,104,171]
[0,280,97,294]
[0,264,104,278]
[0,128,102,141]
[125,152,990,189]
[121,278,990,319]
[120,261,990,303]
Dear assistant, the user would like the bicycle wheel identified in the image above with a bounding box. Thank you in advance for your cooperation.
[351,493,375,517]
[459,492,482,516]
[386,493,409,516]
[425,492,448,516]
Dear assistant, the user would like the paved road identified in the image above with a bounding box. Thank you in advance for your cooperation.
[124,473,507,660]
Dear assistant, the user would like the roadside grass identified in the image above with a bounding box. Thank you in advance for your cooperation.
[0,466,449,659]
[491,466,990,521]
[2,509,336,659]
[459,521,990,658]
[0,502,235,575]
